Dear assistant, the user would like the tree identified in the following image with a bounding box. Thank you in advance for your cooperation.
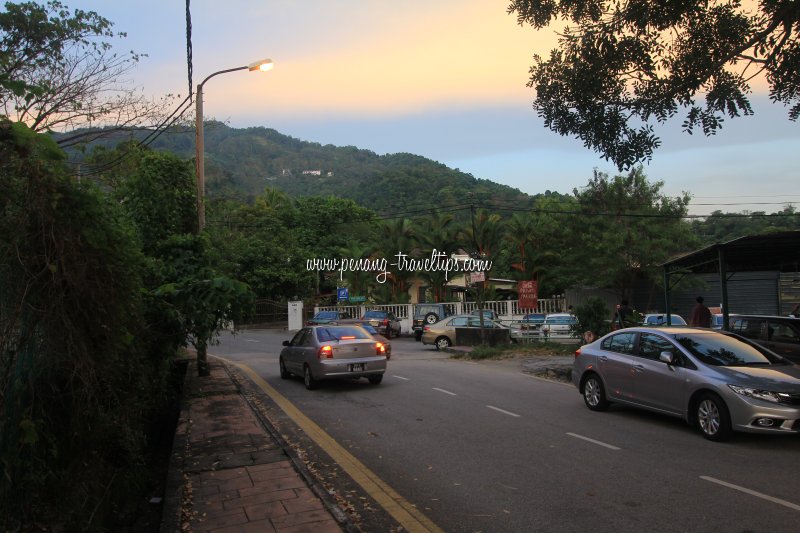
[566,167,695,301]
[508,0,800,168]
[0,1,173,145]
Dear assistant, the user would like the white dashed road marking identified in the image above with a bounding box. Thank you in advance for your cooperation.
[486,405,521,418]
[393,375,410,381]
[433,387,457,396]
[701,476,800,512]
[566,432,621,450]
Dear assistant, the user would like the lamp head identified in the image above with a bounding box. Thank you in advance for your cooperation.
[248,58,274,72]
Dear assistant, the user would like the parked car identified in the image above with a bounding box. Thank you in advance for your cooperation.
[360,309,401,338]
[518,313,546,336]
[573,326,800,441]
[412,303,453,341]
[710,313,739,330]
[332,319,392,359]
[641,313,687,326]
[307,310,343,326]
[729,315,800,364]
[421,314,513,350]
[279,325,387,389]
[541,313,579,339]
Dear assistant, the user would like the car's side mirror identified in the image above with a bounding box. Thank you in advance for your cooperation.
[282,340,290,346]
[659,351,675,365]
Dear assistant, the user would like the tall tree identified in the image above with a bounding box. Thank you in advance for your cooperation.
[508,0,800,168]
[566,167,695,301]
[0,1,173,145]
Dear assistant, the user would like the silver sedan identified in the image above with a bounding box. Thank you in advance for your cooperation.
[279,325,388,390]
[573,327,800,441]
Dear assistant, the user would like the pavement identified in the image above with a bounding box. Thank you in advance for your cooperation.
[160,345,574,533]
[161,358,353,533]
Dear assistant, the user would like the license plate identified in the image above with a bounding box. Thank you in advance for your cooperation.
[349,363,365,372]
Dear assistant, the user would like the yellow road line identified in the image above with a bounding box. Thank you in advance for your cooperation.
[234,362,444,533]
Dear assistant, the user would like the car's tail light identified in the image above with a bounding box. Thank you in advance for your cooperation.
[382,318,389,326]
[574,348,581,358]
[375,342,386,355]
[424,326,430,331]
[318,345,333,359]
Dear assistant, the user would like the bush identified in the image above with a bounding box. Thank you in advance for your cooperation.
[572,297,613,342]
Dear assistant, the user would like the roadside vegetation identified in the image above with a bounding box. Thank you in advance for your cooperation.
[2,1,800,530]
[451,342,578,360]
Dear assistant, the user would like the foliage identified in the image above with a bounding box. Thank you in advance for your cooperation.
[565,167,695,299]
[152,234,254,376]
[508,0,800,168]
[60,121,529,216]
[0,120,172,529]
[572,297,613,340]
[0,1,173,143]
[690,205,800,245]
[452,342,577,359]
[115,150,197,251]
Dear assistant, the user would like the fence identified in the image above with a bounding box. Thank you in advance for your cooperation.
[313,298,567,335]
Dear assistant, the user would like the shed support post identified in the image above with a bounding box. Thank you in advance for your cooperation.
[719,247,730,331]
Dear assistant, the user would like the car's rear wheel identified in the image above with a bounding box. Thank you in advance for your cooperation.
[368,374,383,385]
[696,393,732,441]
[279,357,290,379]
[303,365,318,390]
[435,336,451,350]
[582,373,610,411]
[425,312,439,324]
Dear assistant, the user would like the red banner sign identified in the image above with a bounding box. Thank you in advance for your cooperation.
[518,280,538,310]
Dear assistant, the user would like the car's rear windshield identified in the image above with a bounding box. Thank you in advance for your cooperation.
[523,314,545,322]
[364,311,387,318]
[545,316,577,324]
[315,311,339,319]
[673,332,784,366]
[316,326,371,342]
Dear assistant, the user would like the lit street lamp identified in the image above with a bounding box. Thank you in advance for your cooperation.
[195,58,274,231]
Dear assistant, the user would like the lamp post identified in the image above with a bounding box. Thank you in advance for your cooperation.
[195,58,273,231]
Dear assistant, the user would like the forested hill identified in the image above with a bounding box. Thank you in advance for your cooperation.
[73,122,530,213]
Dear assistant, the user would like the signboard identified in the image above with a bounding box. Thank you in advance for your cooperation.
[349,295,366,303]
[337,287,349,301]
[518,280,538,310]
[470,271,485,283]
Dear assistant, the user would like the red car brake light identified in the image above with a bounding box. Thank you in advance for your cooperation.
[318,345,333,359]
[574,348,581,358]
[375,342,386,355]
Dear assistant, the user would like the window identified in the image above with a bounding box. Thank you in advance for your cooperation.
[601,332,637,354]
[770,322,800,343]
[449,317,469,327]
[730,318,766,340]
[638,333,675,361]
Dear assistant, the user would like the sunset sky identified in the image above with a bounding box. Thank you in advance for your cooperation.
[58,1,800,215]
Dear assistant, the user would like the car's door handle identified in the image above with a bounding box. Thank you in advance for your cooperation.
[633,364,645,372]
[599,356,608,363]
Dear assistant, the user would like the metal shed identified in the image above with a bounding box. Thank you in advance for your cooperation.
[661,230,800,329]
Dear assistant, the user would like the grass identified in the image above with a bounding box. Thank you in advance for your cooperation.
[451,341,579,360]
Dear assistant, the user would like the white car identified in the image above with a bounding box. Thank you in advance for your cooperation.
[541,313,579,339]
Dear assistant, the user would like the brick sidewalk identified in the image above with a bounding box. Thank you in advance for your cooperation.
[161,359,344,532]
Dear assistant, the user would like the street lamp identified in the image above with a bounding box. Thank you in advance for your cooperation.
[195,58,274,231]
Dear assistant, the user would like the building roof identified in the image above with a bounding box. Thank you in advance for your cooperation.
[661,230,800,274]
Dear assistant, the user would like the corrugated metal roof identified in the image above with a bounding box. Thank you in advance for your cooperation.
[661,230,800,274]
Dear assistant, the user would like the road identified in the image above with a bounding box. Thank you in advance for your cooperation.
[210,328,800,532]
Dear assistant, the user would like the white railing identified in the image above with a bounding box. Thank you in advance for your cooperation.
[312,298,567,335]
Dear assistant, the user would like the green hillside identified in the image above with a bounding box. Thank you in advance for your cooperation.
[67,122,530,214]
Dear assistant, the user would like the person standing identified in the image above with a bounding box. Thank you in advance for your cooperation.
[615,299,633,329]
[689,296,712,327]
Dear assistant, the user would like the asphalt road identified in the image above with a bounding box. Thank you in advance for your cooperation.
[210,328,800,532]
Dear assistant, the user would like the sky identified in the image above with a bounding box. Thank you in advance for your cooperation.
[53,1,800,215]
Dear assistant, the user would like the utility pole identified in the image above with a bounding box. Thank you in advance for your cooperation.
[469,194,487,345]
